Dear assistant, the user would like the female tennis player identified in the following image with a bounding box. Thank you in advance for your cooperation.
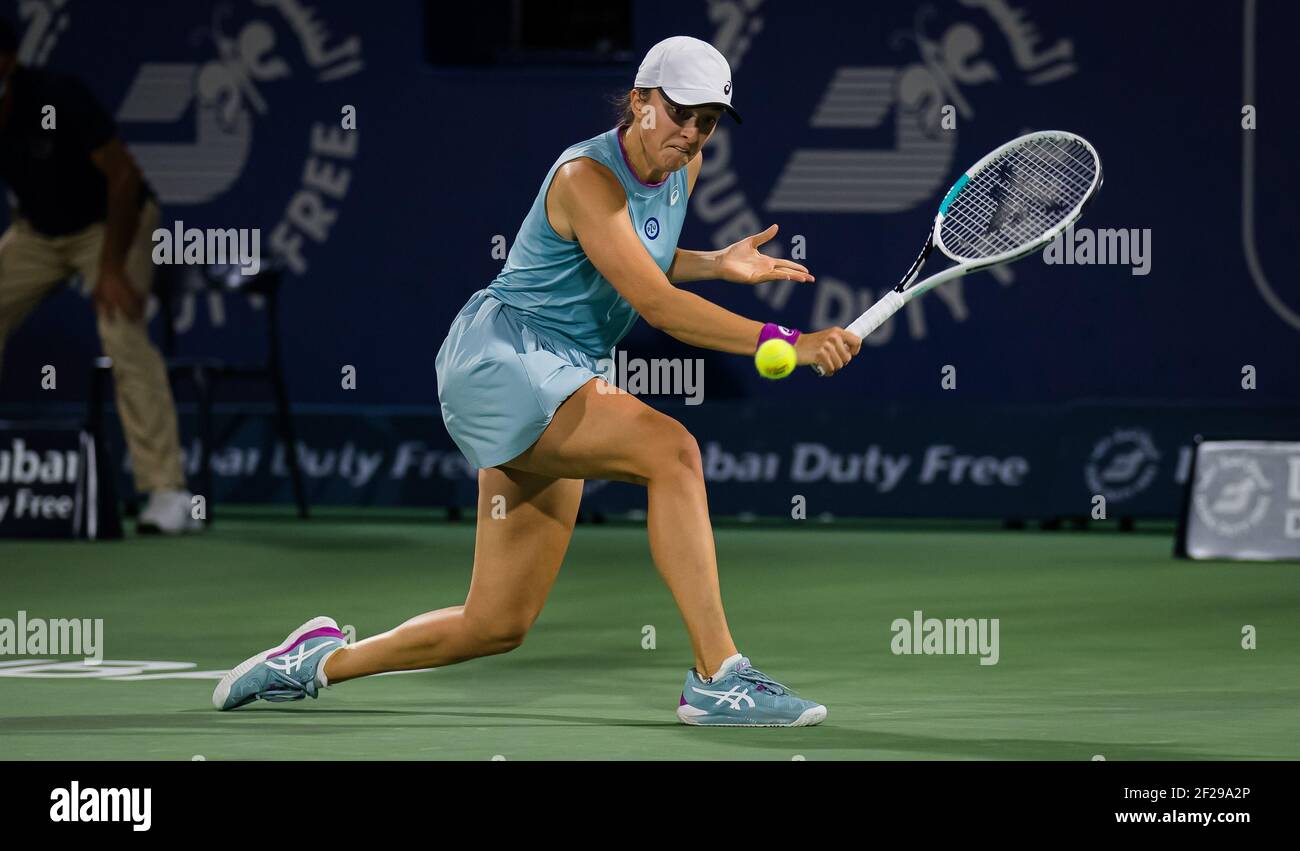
[214,36,860,726]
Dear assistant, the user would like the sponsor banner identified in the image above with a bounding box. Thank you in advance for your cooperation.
[103,407,474,509]
[87,403,1300,519]
[1047,404,1300,517]
[0,421,120,540]
[1179,441,1300,561]
[578,402,1049,518]
[0,0,1295,411]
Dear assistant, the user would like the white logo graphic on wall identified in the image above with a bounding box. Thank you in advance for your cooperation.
[1193,454,1272,537]
[1085,428,1160,503]
[19,0,363,328]
[700,0,1078,343]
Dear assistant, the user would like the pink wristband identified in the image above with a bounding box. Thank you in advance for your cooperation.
[757,322,800,351]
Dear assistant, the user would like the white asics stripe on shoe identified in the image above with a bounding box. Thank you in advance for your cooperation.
[265,641,335,676]
[691,685,757,710]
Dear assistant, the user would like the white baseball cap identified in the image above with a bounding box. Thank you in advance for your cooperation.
[634,36,742,124]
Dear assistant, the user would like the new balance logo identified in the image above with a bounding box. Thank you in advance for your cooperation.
[266,641,332,676]
[692,685,756,710]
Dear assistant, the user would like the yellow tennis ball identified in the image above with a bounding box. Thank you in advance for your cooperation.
[754,338,797,379]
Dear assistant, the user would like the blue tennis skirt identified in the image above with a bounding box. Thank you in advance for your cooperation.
[435,289,603,469]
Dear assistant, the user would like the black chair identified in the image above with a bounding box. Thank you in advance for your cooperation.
[153,259,309,520]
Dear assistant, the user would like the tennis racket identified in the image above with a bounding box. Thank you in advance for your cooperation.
[812,130,1103,375]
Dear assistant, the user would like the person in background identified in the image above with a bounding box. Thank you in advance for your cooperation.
[0,16,198,533]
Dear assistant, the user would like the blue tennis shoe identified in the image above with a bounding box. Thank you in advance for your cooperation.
[677,654,827,727]
[213,616,346,711]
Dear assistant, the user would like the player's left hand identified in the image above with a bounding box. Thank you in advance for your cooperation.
[717,224,815,285]
[94,266,144,321]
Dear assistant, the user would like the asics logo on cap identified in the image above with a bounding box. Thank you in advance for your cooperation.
[723,81,731,95]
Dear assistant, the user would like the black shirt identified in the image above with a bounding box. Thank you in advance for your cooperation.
[0,65,122,236]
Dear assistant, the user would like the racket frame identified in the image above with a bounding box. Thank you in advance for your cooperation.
[822,130,1103,357]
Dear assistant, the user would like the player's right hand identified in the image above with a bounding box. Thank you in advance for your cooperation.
[797,327,861,376]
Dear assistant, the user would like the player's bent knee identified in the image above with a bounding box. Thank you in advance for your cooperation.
[648,419,702,481]
[477,626,529,655]
[463,612,532,656]
[675,430,703,475]
[483,632,526,655]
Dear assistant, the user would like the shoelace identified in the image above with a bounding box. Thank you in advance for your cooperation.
[733,664,790,696]
[257,665,319,702]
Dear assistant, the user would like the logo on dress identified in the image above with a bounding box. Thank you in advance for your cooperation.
[644,217,660,239]
[670,187,680,206]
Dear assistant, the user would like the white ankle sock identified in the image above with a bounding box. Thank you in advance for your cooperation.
[706,653,743,683]
[315,646,342,689]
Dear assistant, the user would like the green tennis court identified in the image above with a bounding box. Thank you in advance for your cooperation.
[2,510,1296,760]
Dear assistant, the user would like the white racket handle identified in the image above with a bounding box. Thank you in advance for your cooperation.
[811,289,906,376]
[848,289,907,337]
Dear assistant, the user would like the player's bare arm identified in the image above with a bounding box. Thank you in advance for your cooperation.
[552,157,858,370]
[667,154,813,285]
[553,156,763,355]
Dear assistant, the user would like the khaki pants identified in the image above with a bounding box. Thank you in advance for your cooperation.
[0,200,185,493]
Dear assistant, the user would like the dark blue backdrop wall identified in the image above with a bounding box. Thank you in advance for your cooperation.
[0,1,1295,516]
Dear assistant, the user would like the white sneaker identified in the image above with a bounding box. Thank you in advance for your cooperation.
[137,489,204,535]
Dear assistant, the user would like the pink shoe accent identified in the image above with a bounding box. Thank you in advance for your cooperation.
[268,626,345,658]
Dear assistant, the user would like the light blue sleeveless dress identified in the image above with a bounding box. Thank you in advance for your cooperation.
[436,127,689,469]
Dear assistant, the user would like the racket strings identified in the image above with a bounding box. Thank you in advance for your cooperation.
[944,140,1092,255]
[951,150,1083,252]
[940,137,1097,260]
